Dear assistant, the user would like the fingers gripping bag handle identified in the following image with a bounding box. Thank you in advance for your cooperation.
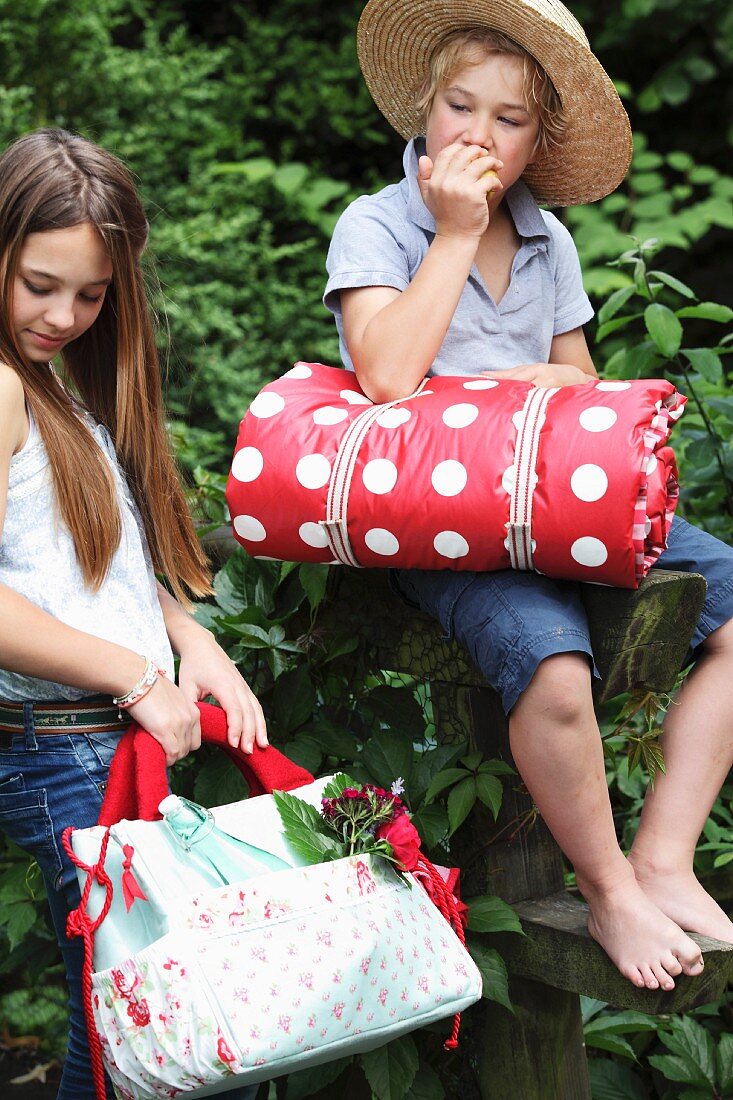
[98,700,314,825]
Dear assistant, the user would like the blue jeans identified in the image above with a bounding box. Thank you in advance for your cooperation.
[0,705,259,1100]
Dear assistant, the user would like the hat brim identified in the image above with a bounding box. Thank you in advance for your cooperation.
[357,0,632,206]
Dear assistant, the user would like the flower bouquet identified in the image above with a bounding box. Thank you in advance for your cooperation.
[273,774,422,873]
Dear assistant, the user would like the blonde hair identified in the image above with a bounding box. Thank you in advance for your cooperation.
[0,129,212,603]
[416,28,566,159]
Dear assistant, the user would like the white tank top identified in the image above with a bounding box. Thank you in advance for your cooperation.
[0,409,175,701]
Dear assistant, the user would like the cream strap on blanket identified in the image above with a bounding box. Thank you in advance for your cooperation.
[321,380,559,571]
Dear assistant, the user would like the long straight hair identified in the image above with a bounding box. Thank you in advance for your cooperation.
[0,129,212,602]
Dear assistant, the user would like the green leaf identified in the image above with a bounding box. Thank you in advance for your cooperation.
[716,1031,733,1093]
[424,767,470,802]
[447,777,477,834]
[272,666,317,735]
[466,895,523,935]
[467,940,513,1011]
[584,1011,658,1036]
[478,759,515,777]
[299,562,329,613]
[2,902,38,953]
[367,684,425,738]
[587,1058,648,1100]
[475,773,503,820]
[403,1064,445,1100]
[585,1032,638,1060]
[683,348,724,383]
[649,271,697,300]
[647,1055,710,1087]
[321,773,359,799]
[644,303,683,358]
[359,728,415,790]
[596,313,643,342]
[360,1035,419,1100]
[285,1056,353,1099]
[677,303,733,323]
[273,790,344,865]
[411,743,467,804]
[192,752,249,807]
[654,1016,717,1088]
[597,285,636,325]
[411,803,449,850]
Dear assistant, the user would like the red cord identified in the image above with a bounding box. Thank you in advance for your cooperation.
[62,825,113,1100]
[415,854,467,1050]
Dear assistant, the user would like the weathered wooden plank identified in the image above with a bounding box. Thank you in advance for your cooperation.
[323,567,705,702]
[497,892,733,1012]
[475,982,591,1100]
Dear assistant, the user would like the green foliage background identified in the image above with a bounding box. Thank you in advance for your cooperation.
[0,2,732,1098]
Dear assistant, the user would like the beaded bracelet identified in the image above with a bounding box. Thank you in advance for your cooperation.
[113,657,160,709]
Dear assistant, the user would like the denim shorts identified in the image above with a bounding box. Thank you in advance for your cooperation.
[392,515,733,715]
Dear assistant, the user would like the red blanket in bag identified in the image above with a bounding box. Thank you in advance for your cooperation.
[226,363,686,588]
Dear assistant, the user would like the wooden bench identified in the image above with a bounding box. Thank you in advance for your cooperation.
[311,566,733,1100]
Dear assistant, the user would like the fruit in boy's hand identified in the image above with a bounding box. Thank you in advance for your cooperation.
[482,169,499,180]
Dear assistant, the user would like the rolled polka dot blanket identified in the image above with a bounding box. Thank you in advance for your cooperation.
[226,363,686,588]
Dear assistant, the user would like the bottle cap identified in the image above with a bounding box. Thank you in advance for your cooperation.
[159,795,183,815]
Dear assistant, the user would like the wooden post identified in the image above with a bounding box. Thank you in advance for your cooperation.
[431,682,592,1100]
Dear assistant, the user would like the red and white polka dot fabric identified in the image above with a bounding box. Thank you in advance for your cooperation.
[226,363,686,588]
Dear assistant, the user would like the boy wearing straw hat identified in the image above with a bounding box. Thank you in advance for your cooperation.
[325,0,733,991]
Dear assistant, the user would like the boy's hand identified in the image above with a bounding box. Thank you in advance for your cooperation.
[481,363,594,387]
[418,143,503,240]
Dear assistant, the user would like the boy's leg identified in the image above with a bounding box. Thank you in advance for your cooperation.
[510,652,703,990]
[628,518,733,941]
[392,567,704,989]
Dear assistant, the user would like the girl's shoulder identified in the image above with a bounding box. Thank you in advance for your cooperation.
[0,363,28,457]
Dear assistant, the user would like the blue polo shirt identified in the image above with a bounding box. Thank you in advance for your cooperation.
[324,139,593,375]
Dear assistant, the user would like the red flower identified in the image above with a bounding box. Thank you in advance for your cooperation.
[377,815,421,871]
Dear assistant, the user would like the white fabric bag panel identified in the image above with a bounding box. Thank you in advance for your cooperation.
[91,854,482,1098]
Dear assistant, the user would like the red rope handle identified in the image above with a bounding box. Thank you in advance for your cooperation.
[415,854,468,1050]
[62,825,114,1100]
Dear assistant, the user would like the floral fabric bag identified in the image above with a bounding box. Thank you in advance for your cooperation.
[66,703,482,1100]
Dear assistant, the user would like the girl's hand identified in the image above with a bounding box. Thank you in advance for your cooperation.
[176,626,268,756]
[481,363,594,388]
[127,674,202,767]
[418,143,503,240]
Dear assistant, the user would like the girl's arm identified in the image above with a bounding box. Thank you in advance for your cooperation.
[342,143,502,403]
[156,583,267,754]
[0,366,199,765]
[481,327,598,387]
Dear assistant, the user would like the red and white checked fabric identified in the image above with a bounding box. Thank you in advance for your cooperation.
[226,363,686,588]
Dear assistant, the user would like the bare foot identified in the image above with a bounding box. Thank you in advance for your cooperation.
[577,863,705,990]
[629,853,733,944]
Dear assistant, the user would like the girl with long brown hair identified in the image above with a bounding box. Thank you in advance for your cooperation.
[0,128,265,1099]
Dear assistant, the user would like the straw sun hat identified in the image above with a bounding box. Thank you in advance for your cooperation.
[357,0,632,206]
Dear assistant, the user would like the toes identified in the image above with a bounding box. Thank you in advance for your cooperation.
[650,961,675,991]
[623,966,646,989]
[676,944,704,976]
[638,965,659,990]
[662,952,683,978]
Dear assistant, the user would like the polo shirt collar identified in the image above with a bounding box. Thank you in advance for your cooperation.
[403,138,550,243]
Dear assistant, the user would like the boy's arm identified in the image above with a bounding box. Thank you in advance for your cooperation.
[342,234,477,402]
[342,142,502,403]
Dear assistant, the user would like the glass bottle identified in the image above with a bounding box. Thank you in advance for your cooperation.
[159,794,291,886]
